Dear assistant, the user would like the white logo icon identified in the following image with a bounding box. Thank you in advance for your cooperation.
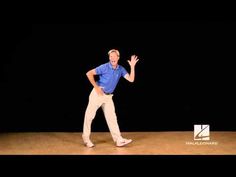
[194,125,210,140]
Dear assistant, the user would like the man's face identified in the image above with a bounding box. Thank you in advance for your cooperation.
[109,52,119,66]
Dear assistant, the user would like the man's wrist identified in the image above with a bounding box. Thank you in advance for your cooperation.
[94,85,99,89]
[130,66,135,69]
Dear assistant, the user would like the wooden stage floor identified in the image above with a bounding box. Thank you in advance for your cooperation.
[0,132,235,155]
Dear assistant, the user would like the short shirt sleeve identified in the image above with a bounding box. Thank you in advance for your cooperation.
[121,66,128,77]
[95,64,106,75]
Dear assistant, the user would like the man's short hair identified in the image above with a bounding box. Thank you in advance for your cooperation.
[108,49,120,57]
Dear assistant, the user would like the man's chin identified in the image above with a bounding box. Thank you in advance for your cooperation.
[111,62,117,66]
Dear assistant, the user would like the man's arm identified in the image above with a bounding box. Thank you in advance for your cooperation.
[124,55,139,82]
[86,69,104,95]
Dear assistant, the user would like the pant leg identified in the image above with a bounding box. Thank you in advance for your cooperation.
[101,95,122,142]
[82,89,102,142]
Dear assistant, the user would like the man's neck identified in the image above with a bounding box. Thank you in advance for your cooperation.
[109,62,118,69]
[112,64,119,69]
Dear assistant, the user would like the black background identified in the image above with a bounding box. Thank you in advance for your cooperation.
[1,16,235,132]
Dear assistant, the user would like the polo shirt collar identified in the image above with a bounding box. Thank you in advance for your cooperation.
[108,62,120,70]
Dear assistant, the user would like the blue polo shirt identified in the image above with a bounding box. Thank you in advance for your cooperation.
[95,62,128,94]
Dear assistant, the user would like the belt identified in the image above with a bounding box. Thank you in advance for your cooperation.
[104,92,112,95]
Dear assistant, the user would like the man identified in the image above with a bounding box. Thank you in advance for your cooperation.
[82,49,139,148]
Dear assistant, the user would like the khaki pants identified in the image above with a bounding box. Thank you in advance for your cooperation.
[82,88,122,143]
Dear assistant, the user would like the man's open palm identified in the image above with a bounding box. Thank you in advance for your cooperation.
[128,55,139,67]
